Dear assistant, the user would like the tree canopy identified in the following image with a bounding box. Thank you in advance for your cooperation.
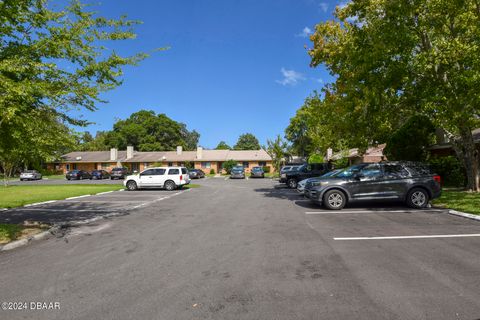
[215,141,231,150]
[0,0,150,182]
[306,0,480,191]
[81,110,199,151]
[234,133,261,150]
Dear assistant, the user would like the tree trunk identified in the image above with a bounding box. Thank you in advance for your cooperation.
[455,128,480,192]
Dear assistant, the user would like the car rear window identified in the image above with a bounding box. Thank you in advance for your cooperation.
[384,164,410,178]
[154,169,166,175]
[405,163,432,176]
[168,169,180,175]
[181,168,188,174]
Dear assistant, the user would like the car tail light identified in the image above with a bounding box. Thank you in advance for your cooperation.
[433,175,441,184]
[180,175,183,181]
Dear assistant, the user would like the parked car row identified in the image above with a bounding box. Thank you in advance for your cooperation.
[65,169,127,180]
[229,166,265,179]
[20,170,43,181]
[280,162,442,210]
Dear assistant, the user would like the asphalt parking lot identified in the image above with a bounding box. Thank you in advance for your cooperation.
[1,177,479,319]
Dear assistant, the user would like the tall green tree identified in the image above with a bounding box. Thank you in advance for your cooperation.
[93,110,199,151]
[234,133,261,150]
[0,0,151,183]
[309,0,480,191]
[266,135,289,173]
[215,141,231,150]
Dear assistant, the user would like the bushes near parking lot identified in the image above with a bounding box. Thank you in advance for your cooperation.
[222,160,237,174]
[209,169,215,175]
[428,156,466,187]
[0,185,122,208]
[263,166,271,173]
[0,224,22,244]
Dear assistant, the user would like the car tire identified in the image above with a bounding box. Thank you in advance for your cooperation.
[406,188,429,209]
[20,179,24,181]
[287,178,297,189]
[164,180,176,191]
[323,189,347,210]
[126,180,138,191]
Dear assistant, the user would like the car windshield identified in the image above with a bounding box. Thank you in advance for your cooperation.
[252,167,262,171]
[332,165,365,178]
[321,169,341,178]
[112,168,124,172]
[24,170,35,173]
[232,169,243,173]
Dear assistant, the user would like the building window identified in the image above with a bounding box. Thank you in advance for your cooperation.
[143,162,150,168]
[168,162,173,167]
[201,162,211,168]
[131,163,139,172]
[258,161,266,167]
[101,163,110,169]
[242,162,249,168]
[66,164,70,171]
[73,163,77,170]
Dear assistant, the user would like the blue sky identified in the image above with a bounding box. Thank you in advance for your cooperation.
[77,0,338,148]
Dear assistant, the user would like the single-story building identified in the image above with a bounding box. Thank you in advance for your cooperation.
[329,144,387,165]
[48,146,273,174]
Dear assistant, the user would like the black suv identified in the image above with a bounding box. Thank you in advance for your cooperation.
[280,163,330,189]
[305,162,441,210]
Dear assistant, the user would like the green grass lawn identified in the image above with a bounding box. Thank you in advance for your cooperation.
[0,185,122,208]
[433,190,480,215]
[43,175,65,180]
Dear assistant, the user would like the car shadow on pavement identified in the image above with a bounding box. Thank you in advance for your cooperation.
[254,186,303,201]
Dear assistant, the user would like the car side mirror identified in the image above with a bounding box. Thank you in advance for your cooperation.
[133,170,138,174]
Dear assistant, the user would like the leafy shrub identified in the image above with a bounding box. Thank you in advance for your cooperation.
[39,168,63,176]
[222,160,237,174]
[209,169,215,175]
[263,166,271,173]
[428,156,466,187]
[332,157,349,169]
[308,153,324,164]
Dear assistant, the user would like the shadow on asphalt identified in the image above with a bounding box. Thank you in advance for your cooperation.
[254,186,425,211]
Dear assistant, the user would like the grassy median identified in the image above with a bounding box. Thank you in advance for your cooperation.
[0,185,122,208]
[433,190,480,215]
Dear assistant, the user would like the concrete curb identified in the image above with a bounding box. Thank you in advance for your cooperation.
[444,208,480,222]
[0,226,60,251]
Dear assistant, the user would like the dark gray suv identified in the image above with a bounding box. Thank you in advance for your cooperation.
[304,162,442,210]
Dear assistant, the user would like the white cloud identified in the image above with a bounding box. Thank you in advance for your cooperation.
[296,26,312,38]
[319,2,329,12]
[276,68,306,86]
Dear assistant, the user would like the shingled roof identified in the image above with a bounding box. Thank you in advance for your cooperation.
[60,148,272,163]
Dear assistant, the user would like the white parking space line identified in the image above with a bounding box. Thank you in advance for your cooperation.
[65,195,92,200]
[23,200,57,207]
[96,191,115,195]
[224,177,229,180]
[305,209,445,215]
[334,234,480,241]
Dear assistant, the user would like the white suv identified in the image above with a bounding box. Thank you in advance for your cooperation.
[124,167,190,191]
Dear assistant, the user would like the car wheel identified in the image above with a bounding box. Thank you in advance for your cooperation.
[287,178,297,189]
[164,180,176,191]
[323,190,346,210]
[407,188,429,209]
[126,180,138,191]
[20,179,24,181]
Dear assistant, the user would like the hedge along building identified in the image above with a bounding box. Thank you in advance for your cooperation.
[48,146,274,174]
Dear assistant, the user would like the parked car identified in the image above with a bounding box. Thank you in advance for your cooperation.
[280,163,330,189]
[188,169,205,179]
[230,166,245,179]
[297,169,342,195]
[124,167,190,191]
[110,167,129,180]
[280,165,302,174]
[304,162,442,210]
[66,170,91,180]
[90,170,110,180]
[250,166,265,178]
[20,170,42,181]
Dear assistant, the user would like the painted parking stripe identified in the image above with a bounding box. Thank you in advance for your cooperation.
[96,191,115,195]
[334,234,480,241]
[305,209,444,215]
[23,200,57,207]
[65,195,91,200]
